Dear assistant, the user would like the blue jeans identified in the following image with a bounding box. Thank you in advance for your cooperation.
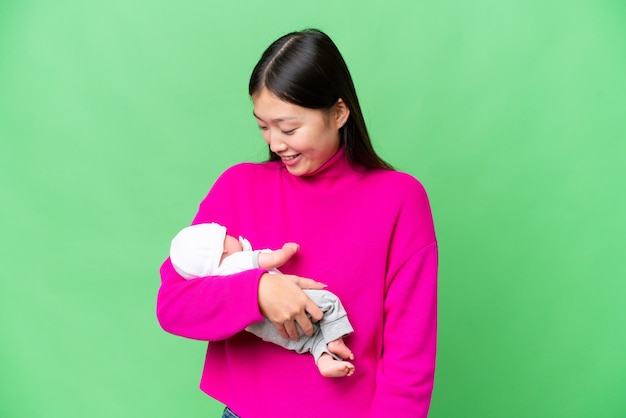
[222,407,240,418]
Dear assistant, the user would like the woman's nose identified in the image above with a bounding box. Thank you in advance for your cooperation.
[269,134,287,153]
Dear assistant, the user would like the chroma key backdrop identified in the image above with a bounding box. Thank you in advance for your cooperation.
[1,0,624,417]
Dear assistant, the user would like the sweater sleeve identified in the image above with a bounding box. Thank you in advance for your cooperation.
[370,178,438,417]
[156,165,266,341]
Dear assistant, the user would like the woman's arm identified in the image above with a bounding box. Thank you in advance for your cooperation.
[370,242,438,417]
[157,258,266,341]
[370,177,438,417]
[157,259,325,341]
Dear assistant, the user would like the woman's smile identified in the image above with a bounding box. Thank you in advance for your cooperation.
[280,154,302,165]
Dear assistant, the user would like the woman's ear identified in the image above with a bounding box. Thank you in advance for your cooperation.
[335,98,350,128]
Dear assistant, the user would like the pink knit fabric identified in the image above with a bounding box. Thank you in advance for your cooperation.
[157,149,438,417]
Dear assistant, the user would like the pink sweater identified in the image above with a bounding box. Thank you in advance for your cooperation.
[157,149,438,417]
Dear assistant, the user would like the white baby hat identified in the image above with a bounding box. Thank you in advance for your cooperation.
[170,223,226,279]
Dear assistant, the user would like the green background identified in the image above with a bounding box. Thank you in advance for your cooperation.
[1,1,624,417]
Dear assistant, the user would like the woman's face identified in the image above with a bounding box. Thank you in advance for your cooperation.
[252,88,348,176]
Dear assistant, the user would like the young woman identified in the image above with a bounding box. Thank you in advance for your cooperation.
[157,29,438,417]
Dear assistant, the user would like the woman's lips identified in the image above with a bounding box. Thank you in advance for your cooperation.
[281,154,301,165]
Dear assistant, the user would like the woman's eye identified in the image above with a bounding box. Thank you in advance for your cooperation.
[282,129,296,135]
[258,126,268,131]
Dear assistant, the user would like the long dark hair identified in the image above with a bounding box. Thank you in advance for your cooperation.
[249,29,393,170]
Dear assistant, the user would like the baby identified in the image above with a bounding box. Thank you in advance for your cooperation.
[169,222,355,377]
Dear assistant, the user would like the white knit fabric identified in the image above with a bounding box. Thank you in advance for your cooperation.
[170,223,226,279]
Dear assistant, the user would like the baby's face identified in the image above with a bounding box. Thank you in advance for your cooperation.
[220,234,243,265]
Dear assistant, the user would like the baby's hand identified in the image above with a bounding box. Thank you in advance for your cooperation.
[258,243,300,270]
[281,242,300,255]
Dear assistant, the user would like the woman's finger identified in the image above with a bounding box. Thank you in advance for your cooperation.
[304,298,324,324]
[273,323,289,340]
[295,311,314,337]
[283,320,300,340]
[295,277,327,290]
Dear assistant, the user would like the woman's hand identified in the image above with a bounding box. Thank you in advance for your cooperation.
[258,273,326,340]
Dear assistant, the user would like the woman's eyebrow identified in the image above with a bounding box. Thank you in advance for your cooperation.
[253,112,299,122]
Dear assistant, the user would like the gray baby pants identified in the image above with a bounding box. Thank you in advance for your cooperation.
[245,289,353,362]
